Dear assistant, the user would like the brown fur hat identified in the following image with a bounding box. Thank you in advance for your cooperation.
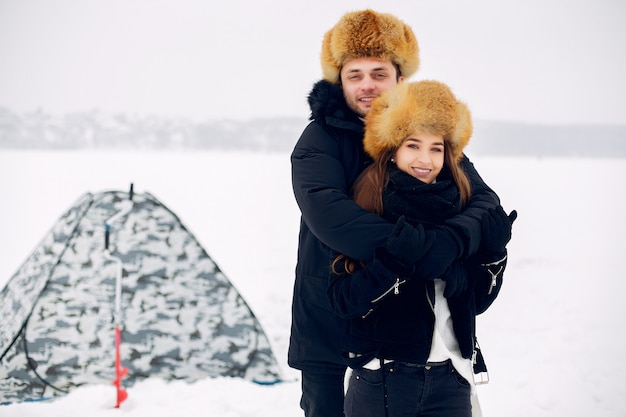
[364,80,472,162]
[321,9,419,84]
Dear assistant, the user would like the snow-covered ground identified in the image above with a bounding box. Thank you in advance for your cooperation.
[1,150,625,416]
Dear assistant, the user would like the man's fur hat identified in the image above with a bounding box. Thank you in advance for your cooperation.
[364,80,472,162]
[321,9,419,84]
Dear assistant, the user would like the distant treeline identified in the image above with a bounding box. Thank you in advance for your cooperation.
[1,107,625,157]
[468,121,626,158]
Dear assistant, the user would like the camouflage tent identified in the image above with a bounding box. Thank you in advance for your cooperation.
[0,188,282,404]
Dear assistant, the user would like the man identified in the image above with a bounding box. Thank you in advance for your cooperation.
[289,9,500,417]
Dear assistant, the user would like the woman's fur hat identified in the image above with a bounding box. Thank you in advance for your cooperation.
[321,9,419,84]
[364,80,472,162]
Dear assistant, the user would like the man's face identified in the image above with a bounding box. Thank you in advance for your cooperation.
[340,57,403,117]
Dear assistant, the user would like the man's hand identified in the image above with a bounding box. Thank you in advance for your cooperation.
[412,226,463,280]
[376,216,434,277]
[481,206,517,255]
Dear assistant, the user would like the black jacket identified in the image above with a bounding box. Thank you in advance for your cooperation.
[288,80,500,373]
[327,166,506,367]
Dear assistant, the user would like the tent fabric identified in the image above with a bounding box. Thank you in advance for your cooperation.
[0,189,282,404]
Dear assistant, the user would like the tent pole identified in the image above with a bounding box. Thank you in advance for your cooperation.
[104,196,133,408]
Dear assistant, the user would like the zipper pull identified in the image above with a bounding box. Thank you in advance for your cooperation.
[487,265,503,295]
[394,278,400,295]
[488,273,497,295]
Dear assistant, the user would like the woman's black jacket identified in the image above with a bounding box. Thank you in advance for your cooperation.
[326,167,507,367]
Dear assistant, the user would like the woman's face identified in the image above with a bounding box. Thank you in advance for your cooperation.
[393,132,445,184]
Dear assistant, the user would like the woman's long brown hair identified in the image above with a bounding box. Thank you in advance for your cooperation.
[331,139,471,275]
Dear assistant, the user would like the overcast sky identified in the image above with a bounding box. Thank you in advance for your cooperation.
[1,0,624,125]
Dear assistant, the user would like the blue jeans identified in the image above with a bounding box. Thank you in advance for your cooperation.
[300,369,346,417]
[344,360,471,417]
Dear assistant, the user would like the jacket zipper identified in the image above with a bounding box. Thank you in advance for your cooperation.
[481,254,507,295]
[362,277,405,318]
[486,265,503,295]
[370,277,405,303]
[426,282,435,312]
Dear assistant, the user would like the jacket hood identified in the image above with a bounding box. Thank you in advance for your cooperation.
[307,80,363,130]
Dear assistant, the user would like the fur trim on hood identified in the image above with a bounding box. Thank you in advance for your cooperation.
[307,79,364,130]
[321,9,419,84]
[363,80,472,162]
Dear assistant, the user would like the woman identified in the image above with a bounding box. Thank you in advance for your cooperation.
[327,80,516,417]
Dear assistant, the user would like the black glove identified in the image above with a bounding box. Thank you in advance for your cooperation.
[377,216,434,276]
[481,206,517,255]
[442,260,468,298]
[412,226,464,280]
